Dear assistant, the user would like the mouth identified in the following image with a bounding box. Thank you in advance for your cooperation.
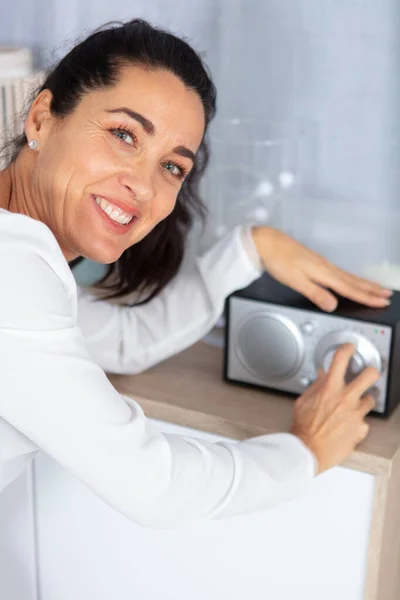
[91,194,140,233]
[93,195,140,224]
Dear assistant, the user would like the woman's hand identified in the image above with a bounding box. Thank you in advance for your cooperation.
[291,344,379,473]
[251,226,392,312]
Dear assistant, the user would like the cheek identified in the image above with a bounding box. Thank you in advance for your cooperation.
[45,128,119,189]
[150,189,179,224]
[34,146,72,202]
[69,141,117,185]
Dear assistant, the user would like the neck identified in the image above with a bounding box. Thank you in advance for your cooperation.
[0,150,78,262]
[0,166,12,210]
[2,149,42,220]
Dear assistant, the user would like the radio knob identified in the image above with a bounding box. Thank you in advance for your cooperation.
[299,375,312,387]
[315,331,382,382]
[301,321,315,335]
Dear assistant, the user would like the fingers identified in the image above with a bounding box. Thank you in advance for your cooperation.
[338,269,392,298]
[346,367,380,398]
[359,394,376,417]
[355,421,370,444]
[325,343,356,384]
[327,277,390,308]
[300,344,357,396]
[312,266,392,308]
[273,256,392,312]
[288,276,339,312]
[354,395,374,444]
[300,344,379,403]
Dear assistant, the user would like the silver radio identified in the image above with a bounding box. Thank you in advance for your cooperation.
[225,274,400,417]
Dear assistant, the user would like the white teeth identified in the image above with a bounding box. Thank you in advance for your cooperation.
[95,196,134,225]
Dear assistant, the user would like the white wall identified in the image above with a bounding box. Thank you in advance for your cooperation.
[216,1,399,208]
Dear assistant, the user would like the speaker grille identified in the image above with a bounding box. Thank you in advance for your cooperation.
[236,314,303,381]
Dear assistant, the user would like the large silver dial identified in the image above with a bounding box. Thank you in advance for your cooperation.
[314,331,382,381]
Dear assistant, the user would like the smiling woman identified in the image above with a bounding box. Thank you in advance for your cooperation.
[3,20,213,302]
[0,19,391,531]
[19,64,205,265]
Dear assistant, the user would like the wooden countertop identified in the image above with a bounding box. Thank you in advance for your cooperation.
[108,341,400,477]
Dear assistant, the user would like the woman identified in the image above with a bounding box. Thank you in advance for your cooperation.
[0,19,389,527]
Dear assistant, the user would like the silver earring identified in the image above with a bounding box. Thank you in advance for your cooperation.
[28,139,38,150]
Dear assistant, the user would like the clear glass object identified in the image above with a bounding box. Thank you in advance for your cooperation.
[199,117,307,250]
[199,117,307,347]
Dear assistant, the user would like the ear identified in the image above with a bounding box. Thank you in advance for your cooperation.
[24,89,54,145]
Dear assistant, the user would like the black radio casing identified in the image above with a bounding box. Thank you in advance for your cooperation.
[224,273,400,418]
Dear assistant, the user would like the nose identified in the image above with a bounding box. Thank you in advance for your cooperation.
[118,165,156,204]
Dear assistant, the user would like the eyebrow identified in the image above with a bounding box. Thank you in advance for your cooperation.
[173,145,196,164]
[107,107,155,134]
[106,107,196,164]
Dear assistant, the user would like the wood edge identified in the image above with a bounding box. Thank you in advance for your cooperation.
[375,448,400,600]
[133,395,259,440]
[343,452,391,478]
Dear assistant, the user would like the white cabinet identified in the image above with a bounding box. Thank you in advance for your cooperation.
[0,468,37,600]
[33,420,375,600]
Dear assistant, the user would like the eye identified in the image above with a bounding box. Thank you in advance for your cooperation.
[163,160,188,180]
[110,127,137,146]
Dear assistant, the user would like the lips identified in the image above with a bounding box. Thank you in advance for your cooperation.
[91,193,141,235]
[92,194,141,225]
[92,194,141,219]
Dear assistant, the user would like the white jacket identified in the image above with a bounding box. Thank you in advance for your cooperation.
[0,209,315,528]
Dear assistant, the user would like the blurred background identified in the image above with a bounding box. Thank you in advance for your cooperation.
[1,0,400,286]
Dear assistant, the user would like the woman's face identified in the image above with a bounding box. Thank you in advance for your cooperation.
[27,65,206,263]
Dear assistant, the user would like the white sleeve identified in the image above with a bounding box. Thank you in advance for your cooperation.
[77,226,263,374]
[0,214,316,528]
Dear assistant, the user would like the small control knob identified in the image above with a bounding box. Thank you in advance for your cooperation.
[301,321,315,335]
[315,331,382,382]
[299,375,312,387]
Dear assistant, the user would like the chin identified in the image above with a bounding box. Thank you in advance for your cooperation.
[77,240,126,265]
[89,250,123,265]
